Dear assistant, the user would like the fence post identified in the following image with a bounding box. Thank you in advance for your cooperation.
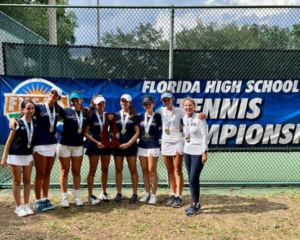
[169,6,174,80]
[49,0,57,45]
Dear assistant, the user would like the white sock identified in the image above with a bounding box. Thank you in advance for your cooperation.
[145,192,150,196]
[74,190,80,198]
[62,192,68,199]
[151,194,156,197]
[171,193,176,196]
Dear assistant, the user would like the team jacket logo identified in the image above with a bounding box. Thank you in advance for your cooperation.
[4,78,69,120]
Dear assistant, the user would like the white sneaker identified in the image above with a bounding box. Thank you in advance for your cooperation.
[87,195,100,205]
[23,204,34,215]
[139,193,150,203]
[148,194,157,205]
[74,197,84,206]
[61,198,70,208]
[15,205,28,217]
[99,192,110,202]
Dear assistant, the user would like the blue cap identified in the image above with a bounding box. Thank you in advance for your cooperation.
[70,92,82,100]
[161,92,173,100]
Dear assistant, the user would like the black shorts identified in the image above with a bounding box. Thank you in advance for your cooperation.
[85,143,112,156]
[113,143,137,157]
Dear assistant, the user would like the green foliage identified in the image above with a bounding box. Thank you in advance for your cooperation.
[0,0,78,44]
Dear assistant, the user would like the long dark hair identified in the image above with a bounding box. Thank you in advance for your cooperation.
[19,100,35,118]
[129,103,136,117]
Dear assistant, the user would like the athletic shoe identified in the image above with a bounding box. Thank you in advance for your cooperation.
[15,205,28,217]
[186,204,201,217]
[88,195,100,205]
[45,199,56,210]
[33,200,48,212]
[139,193,150,203]
[74,197,84,206]
[185,202,201,212]
[24,204,34,215]
[148,194,157,205]
[61,198,70,208]
[172,197,183,208]
[130,194,139,203]
[166,195,176,206]
[114,193,123,203]
[100,192,110,203]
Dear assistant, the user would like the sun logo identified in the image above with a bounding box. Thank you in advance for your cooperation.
[23,84,49,95]
[4,78,69,120]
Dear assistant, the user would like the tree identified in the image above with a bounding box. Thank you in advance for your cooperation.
[0,0,78,44]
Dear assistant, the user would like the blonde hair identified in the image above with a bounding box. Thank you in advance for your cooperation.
[182,97,196,112]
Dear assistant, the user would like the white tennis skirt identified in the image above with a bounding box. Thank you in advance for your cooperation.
[33,144,57,157]
[138,148,160,157]
[7,155,33,166]
[161,139,184,156]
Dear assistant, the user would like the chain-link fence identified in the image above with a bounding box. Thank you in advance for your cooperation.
[1,5,300,187]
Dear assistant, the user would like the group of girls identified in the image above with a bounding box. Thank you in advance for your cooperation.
[1,88,208,217]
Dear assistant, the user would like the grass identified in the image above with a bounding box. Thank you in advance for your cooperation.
[0,192,300,239]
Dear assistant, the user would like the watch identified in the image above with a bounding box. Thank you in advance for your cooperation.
[204,150,208,153]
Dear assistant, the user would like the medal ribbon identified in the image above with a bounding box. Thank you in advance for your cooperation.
[120,110,129,130]
[74,109,83,129]
[185,113,195,139]
[21,116,33,144]
[96,111,105,132]
[45,103,56,129]
[144,112,154,135]
[164,106,174,130]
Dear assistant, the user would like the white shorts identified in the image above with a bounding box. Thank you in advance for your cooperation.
[7,155,33,166]
[138,148,160,157]
[57,144,83,158]
[33,144,57,157]
[161,139,184,156]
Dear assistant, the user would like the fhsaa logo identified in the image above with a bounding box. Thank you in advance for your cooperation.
[4,78,69,120]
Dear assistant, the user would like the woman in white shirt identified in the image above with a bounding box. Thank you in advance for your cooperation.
[182,97,208,217]
[156,90,206,208]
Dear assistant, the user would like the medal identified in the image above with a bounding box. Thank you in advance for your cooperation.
[45,103,56,133]
[121,129,127,134]
[184,113,195,143]
[120,111,129,136]
[73,108,83,135]
[164,106,174,135]
[144,112,154,139]
[21,116,33,150]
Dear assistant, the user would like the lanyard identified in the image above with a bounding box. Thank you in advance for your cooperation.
[164,106,174,130]
[185,113,195,139]
[45,103,56,131]
[95,111,105,132]
[73,108,83,129]
[21,116,33,146]
[120,110,129,130]
[144,112,154,134]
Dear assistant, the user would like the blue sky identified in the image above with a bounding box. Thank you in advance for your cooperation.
[66,0,300,46]
[69,0,300,6]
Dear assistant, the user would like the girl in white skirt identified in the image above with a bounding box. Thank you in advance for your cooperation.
[156,91,206,208]
[138,96,162,204]
[1,100,37,217]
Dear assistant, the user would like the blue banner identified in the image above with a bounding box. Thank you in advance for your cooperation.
[1,76,300,147]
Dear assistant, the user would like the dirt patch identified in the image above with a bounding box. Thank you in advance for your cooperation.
[0,192,300,240]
